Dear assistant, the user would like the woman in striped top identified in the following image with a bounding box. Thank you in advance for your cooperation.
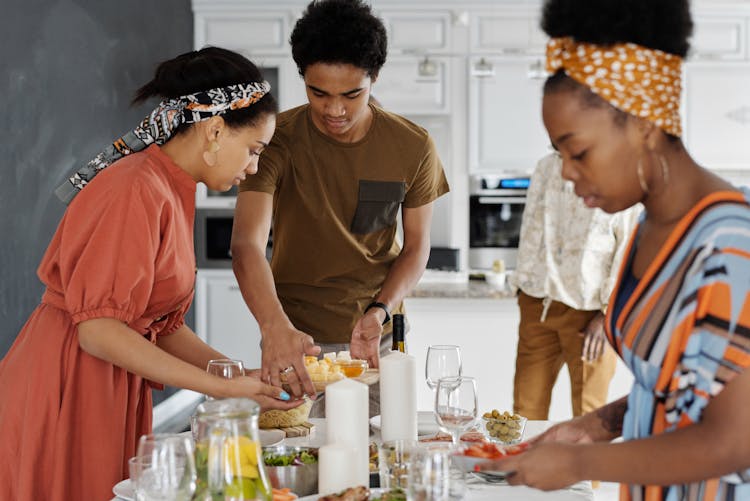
[479,0,750,498]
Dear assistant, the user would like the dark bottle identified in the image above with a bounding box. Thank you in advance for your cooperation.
[392,313,406,353]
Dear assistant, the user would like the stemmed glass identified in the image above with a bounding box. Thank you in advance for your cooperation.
[205,358,244,400]
[434,376,478,446]
[425,345,462,390]
[206,358,245,379]
[133,434,197,501]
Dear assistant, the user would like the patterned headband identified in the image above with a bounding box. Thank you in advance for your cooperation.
[546,37,683,137]
[55,81,271,204]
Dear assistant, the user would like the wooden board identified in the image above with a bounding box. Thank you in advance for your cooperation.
[279,421,315,438]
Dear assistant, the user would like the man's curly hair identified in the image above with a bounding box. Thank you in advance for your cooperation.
[290,0,388,78]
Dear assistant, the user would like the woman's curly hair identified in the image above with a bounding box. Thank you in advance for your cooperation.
[541,0,692,140]
[290,0,388,77]
[541,0,693,57]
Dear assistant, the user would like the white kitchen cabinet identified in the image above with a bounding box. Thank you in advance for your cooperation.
[468,56,549,173]
[683,62,750,170]
[690,15,746,60]
[375,56,449,114]
[377,10,453,53]
[470,10,545,54]
[194,10,292,54]
[404,297,633,422]
[195,270,263,370]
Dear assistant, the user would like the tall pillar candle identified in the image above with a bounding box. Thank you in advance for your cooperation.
[318,444,359,495]
[379,351,418,442]
[324,378,369,487]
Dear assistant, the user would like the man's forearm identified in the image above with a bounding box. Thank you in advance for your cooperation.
[374,243,430,310]
[232,246,292,335]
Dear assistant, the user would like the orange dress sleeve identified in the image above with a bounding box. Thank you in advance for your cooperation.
[41,176,163,326]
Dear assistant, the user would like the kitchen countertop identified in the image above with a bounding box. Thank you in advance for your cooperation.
[409,270,516,300]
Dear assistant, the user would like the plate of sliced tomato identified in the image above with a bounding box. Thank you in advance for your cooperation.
[452,441,530,474]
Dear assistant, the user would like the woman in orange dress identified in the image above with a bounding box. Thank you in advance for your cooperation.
[0,47,307,501]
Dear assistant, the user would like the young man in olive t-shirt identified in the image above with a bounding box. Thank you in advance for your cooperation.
[231,0,449,414]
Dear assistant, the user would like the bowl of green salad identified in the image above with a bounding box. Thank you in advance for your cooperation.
[263,445,319,496]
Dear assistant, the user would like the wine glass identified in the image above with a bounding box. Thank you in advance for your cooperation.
[434,376,478,446]
[425,345,462,390]
[205,358,244,399]
[206,358,245,379]
[134,434,197,501]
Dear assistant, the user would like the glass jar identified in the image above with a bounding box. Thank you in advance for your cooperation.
[192,398,272,501]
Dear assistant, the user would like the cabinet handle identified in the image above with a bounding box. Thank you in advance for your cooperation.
[228,285,241,291]
[471,58,495,78]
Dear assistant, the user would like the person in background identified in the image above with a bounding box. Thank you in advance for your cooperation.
[0,47,300,501]
[480,0,750,498]
[231,0,449,414]
[509,152,639,421]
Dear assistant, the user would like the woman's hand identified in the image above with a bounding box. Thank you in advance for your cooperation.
[220,375,303,412]
[530,415,598,446]
[350,310,384,368]
[477,442,583,491]
[260,323,320,398]
[581,312,607,362]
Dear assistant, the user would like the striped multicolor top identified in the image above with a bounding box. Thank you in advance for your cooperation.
[606,189,750,500]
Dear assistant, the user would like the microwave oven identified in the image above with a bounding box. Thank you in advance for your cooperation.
[195,209,272,269]
[469,175,529,270]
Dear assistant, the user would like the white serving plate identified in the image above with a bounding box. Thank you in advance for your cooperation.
[369,411,440,437]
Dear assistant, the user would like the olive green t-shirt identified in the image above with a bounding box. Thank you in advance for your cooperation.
[239,104,449,343]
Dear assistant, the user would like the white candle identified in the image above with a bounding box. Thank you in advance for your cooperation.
[317,444,359,496]
[324,378,369,487]
[379,351,418,442]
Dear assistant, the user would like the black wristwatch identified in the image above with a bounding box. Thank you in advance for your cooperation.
[365,301,391,325]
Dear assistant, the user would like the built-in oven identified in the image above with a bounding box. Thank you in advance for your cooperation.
[194,209,272,268]
[469,175,529,270]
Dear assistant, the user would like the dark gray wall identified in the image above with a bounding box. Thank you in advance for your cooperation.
[0,0,194,360]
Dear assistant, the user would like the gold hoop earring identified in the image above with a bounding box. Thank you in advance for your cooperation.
[203,140,220,167]
[636,158,649,194]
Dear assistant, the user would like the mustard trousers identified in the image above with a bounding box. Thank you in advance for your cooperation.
[513,291,617,420]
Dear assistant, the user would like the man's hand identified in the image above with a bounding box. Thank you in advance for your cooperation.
[581,312,607,362]
[350,309,384,368]
[260,324,320,398]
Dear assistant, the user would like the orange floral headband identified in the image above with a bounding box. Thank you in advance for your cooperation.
[546,37,683,137]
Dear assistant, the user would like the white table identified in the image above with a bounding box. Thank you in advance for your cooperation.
[112,418,594,501]
[284,418,594,501]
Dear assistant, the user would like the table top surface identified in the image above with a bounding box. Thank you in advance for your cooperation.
[112,418,593,501]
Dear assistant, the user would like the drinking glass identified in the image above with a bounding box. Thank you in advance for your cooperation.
[425,345,462,390]
[206,358,245,379]
[434,376,478,446]
[407,443,466,501]
[206,358,244,399]
[379,439,418,490]
[133,434,196,501]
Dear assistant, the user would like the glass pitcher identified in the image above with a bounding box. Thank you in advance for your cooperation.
[192,398,272,501]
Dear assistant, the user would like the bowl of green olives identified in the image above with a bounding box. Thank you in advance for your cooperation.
[481,410,527,445]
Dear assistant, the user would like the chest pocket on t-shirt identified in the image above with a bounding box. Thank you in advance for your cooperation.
[350,180,406,234]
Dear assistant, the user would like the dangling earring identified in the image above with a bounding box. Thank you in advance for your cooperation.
[203,140,220,166]
[658,154,670,187]
[636,158,649,194]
